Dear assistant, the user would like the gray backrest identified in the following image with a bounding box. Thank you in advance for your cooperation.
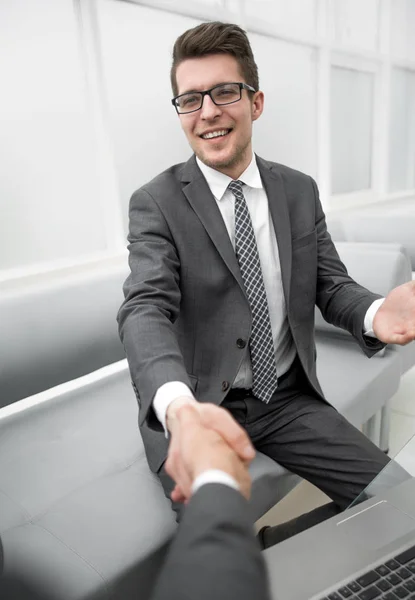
[0,259,128,407]
[315,242,412,337]
[2,242,409,406]
[327,214,415,270]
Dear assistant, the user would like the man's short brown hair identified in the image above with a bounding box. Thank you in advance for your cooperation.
[170,21,259,97]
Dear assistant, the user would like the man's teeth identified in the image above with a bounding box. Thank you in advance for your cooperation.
[202,129,229,139]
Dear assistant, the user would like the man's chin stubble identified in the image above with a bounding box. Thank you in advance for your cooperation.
[197,147,246,171]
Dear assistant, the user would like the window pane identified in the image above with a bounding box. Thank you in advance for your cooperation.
[331,67,374,194]
[388,69,415,192]
[245,0,317,38]
[328,0,380,52]
[391,0,415,62]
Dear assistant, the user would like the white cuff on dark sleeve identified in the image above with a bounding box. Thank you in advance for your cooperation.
[192,469,240,494]
[363,298,385,338]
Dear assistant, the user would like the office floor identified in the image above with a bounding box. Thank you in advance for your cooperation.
[255,364,415,531]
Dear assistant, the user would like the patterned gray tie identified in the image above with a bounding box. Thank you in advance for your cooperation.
[228,179,278,403]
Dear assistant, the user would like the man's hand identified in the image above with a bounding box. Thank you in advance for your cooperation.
[165,404,253,503]
[166,396,255,462]
[373,281,415,345]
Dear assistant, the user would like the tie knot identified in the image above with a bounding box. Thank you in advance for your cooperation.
[228,180,244,197]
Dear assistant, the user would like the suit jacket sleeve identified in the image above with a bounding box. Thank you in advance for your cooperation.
[117,187,191,430]
[311,178,386,357]
[150,483,271,600]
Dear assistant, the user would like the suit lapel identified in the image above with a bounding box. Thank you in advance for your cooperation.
[180,156,246,294]
[256,156,292,303]
[180,155,292,303]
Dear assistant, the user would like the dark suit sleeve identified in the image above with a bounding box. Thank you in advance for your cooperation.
[150,484,271,600]
[311,178,386,356]
[117,188,191,430]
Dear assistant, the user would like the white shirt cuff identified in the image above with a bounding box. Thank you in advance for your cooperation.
[153,381,195,437]
[192,469,240,494]
[363,298,385,338]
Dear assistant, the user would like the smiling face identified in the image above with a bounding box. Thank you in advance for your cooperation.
[175,54,264,179]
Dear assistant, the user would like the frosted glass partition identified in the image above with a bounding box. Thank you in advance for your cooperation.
[328,0,380,52]
[249,34,318,178]
[388,68,415,192]
[96,1,200,233]
[245,0,317,39]
[0,0,107,270]
[391,0,415,62]
[331,66,374,194]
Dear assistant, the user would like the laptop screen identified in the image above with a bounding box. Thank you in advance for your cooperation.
[348,432,415,509]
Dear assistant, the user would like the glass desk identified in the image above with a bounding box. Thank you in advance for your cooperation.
[349,433,415,509]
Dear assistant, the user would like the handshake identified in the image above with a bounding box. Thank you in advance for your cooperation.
[165,399,256,503]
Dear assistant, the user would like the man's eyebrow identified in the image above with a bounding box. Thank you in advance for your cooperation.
[179,82,229,95]
[179,88,201,95]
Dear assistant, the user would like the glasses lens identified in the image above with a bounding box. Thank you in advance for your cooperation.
[211,83,241,105]
[176,92,202,113]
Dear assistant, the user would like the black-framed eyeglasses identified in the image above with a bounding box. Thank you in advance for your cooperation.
[171,82,256,114]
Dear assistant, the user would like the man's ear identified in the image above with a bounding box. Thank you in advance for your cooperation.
[252,91,264,122]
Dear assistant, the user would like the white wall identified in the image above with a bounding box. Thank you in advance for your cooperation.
[0,0,108,270]
[95,1,198,231]
[1,0,415,281]
[249,35,318,178]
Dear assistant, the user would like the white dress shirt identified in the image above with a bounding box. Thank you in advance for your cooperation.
[153,154,383,433]
[192,469,240,494]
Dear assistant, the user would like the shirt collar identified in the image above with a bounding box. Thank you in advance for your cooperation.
[196,153,263,201]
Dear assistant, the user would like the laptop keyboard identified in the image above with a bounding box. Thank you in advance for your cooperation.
[321,544,415,599]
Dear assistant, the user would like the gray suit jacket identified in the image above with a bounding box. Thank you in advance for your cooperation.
[118,155,385,472]
[150,483,270,600]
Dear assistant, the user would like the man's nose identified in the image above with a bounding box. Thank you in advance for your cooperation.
[200,94,222,119]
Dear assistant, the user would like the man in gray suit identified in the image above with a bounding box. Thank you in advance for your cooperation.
[151,403,270,600]
[118,21,415,541]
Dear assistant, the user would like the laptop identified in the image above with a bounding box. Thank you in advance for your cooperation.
[264,434,415,600]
